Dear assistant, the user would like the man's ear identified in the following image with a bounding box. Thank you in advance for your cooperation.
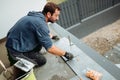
[47,12,51,18]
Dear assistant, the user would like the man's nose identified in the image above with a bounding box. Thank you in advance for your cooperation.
[56,16,59,20]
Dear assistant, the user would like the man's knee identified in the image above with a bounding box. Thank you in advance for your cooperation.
[36,55,47,67]
[7,50,17,65]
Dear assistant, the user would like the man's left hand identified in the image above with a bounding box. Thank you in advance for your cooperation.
[52,35,60,40]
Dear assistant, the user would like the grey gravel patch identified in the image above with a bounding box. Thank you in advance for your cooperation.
[104,45,120,64]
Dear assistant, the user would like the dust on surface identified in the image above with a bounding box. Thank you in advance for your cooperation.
[49,75,67,80]
[82,19,120,55]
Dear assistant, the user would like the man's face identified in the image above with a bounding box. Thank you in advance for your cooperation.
[48,9,60,23]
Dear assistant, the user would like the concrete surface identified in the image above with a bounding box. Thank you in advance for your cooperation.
[34,51,75,80]
[34,37,116,80]
[48,23,120,80]
[33,23,120,80]
[1,21,120,80]
[55,37,116,80]
[33,24,76,80]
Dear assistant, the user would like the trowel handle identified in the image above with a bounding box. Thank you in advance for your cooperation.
[0,60,7,71]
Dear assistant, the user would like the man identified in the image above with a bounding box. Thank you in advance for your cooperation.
[6,2,73,67]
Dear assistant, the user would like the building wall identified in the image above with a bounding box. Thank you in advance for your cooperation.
[0,0,46,73]
[0,0,46,39]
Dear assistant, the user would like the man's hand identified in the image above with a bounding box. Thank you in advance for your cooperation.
[52,35,60,40]
[64,52,73,60]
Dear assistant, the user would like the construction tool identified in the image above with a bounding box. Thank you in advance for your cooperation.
[0,60,7,71]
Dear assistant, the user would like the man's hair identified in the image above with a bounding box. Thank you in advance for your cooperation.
[42,2,61,15]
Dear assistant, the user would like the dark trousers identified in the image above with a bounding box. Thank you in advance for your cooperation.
[7,47,46,67]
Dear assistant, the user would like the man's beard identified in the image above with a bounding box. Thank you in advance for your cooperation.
[48,19,56,23]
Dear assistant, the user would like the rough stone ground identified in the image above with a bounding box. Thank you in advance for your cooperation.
[82,19,120,55]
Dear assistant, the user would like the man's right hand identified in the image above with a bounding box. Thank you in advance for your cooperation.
[64,52,73,60]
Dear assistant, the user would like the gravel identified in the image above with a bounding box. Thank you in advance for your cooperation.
[82,19,120,55]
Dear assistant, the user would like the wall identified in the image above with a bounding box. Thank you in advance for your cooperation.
[0,0,46,39]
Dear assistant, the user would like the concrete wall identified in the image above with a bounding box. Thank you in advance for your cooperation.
[0,0,46,39]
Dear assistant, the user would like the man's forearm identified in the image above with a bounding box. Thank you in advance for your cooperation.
[47,45,65,56]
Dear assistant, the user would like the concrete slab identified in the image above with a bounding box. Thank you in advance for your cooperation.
[33,23,77,80]
[49,23,120,80]
[55,37,116,80]
[33,23,120,80]
[34,47,75,80]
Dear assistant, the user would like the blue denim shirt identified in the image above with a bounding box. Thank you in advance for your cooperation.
[6,11,52,52]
